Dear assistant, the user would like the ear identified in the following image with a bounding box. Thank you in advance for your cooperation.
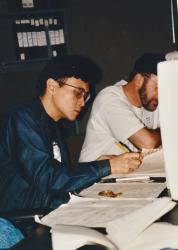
[46,78,58,95]
[134,73,144,89]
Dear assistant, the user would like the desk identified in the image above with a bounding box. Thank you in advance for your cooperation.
[10,190,178,250]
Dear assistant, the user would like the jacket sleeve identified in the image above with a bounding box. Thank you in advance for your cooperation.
[3,110,111,195]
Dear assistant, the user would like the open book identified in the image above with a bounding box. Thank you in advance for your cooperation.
[36,197,177,250]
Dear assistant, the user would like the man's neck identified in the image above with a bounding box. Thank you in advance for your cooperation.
[122,81,142,108]
[40,95,62,122]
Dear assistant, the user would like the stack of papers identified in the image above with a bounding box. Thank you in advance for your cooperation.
[106,197,176,249]
[36,182,166,228]
[36,197,177,250]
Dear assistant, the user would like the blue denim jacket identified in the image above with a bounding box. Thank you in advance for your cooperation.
[0,98,110,212]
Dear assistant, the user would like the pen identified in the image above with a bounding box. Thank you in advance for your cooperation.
[100,176,166,183]
[149,176,166,183]
[100,176,150,183]
[159,248,176,250]
[115,141,129,153]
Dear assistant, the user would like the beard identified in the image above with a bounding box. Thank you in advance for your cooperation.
[139,82,158,111]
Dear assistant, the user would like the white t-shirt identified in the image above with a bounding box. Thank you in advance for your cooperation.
[79,80,160,162]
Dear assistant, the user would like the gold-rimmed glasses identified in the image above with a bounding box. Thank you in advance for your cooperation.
[56,80,91,103]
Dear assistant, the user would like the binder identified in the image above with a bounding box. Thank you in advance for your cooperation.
[14,19,25,61]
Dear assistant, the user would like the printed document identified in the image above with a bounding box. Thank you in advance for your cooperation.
[41,197,177,250]
[36,182,166,228]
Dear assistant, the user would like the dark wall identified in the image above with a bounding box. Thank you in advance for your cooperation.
[66,0,173,91]
[0,70,38,114]
[0,0,174,120]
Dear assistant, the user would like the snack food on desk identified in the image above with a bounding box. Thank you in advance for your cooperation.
[98,190,122,198]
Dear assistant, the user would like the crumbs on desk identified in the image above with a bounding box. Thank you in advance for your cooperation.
[98,190,123,198]
[141,147,161,158]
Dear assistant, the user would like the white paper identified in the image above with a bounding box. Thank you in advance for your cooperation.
[79,182,166,200]
[107,197,176,250]
[51,224,118,250]
[37,182,166,228]
[127,222,178,250]
[39,198,151,228]
[48,198,177,250]
[108,148,165,178]
[50,221,178,250]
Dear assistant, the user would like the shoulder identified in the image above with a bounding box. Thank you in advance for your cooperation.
[92,81,130,113]
[94,80,127,102]
[3,98,43,127]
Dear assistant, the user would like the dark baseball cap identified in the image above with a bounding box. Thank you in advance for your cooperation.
[129,53,165,79]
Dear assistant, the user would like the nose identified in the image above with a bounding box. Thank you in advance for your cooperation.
[78,96,85,107]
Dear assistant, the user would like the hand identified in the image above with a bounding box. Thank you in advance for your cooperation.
[97,154,116,160]
[109,152,142,174]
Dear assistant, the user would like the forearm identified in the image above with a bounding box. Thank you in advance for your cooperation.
[61,160,111,193]
[129,128,161,149]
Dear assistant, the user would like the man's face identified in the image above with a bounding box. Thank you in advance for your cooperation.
[52,77,89,121]
[139,74,158,111]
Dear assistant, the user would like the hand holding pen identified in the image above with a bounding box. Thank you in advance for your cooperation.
[96,141,142,174]
[108,152,142,174]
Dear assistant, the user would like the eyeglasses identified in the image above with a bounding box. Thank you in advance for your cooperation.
[56,80,91,103]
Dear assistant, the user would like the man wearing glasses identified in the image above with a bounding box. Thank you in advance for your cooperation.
[0,55,141,212]
[79,53,165,162]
